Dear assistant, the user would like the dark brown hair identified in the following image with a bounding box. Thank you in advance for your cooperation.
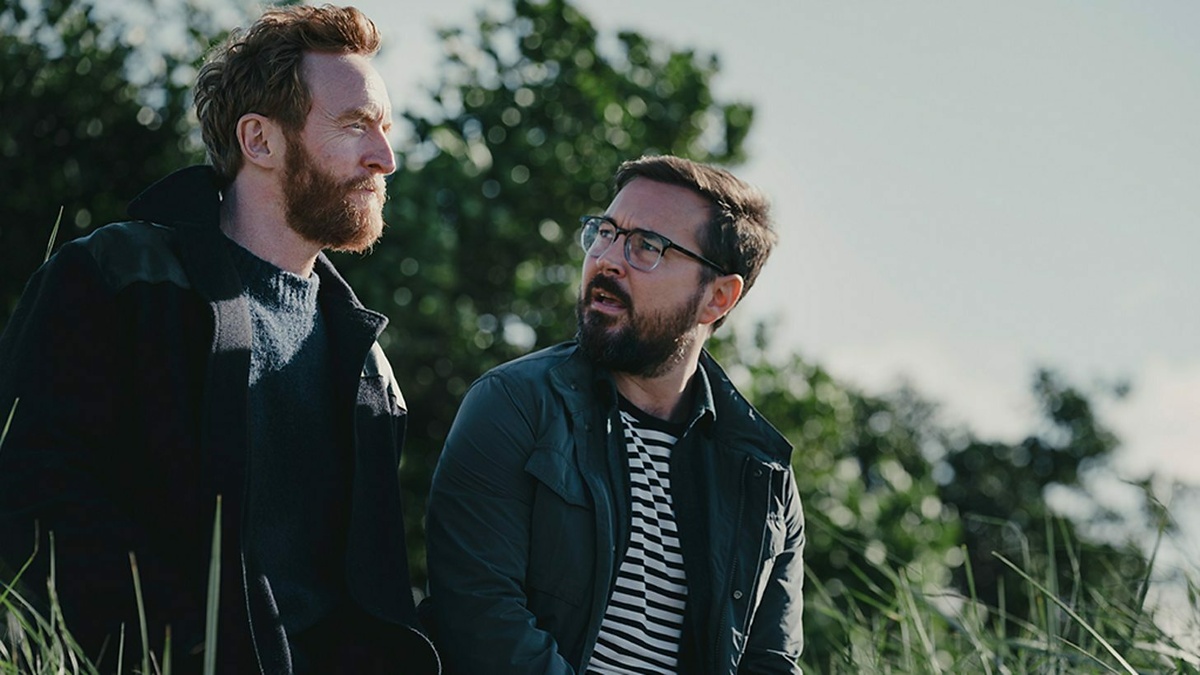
[194,4,381,185]
[613,155,776,327]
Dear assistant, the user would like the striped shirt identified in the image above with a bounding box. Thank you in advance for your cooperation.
[588,403,687,674]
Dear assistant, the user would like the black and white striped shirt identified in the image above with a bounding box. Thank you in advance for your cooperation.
[588,402,688,674]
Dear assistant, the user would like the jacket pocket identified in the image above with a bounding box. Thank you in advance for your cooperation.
[524,446,594,608]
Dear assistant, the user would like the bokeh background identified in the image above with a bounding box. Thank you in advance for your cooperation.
[368,0,1200,485]
[3,0,1197,667]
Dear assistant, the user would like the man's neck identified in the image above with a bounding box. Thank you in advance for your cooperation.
[219,179,322,277]
[612,358,701,424]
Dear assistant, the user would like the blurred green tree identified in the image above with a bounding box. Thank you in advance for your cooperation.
[331,0,755,581]
[717,334,1163,667]
[938,369,1155,636]
[0,0,234,330]
[710,329,963,665]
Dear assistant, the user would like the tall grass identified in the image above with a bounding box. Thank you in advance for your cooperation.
[0,517,223,674]
[7,501,1195,671]
[800,518,1200,674]
[0,399,223,674]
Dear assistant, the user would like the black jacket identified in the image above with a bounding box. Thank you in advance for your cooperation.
[0,166,437,673]
[426,342,805,674]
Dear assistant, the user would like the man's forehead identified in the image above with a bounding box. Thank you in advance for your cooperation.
[301,52,387,89]
[301,52,391,115]
[608,178,711,232]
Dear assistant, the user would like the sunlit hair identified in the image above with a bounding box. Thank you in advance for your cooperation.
[613,155,776,328]
[194,4,381,186]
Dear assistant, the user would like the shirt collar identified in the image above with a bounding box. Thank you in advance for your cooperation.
[588,355,718,434]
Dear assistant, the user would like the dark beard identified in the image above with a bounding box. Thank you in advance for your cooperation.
[283,134,386,253]
[576,275,704,378]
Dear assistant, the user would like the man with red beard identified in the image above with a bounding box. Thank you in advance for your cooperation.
[0,6,437,673]
[425,156,805,674]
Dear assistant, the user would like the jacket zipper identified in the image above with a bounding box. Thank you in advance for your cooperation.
[241,453,267,673]
[714,456,749,672]
[582,406,630,669]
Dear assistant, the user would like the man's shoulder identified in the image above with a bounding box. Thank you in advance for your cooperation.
[66,220,191,291]
[76,220,176,249]
[702,353,794,463]
[484,341,581,382]
[466,342,592,410]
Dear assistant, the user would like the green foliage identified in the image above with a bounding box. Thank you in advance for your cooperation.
[0,0,225,331]
[714,329,1188,667]
[330,0,755,582]
[939,369,1156,635]
[714,330,962,663]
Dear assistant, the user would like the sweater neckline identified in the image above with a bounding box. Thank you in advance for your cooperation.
[223,235,320,313]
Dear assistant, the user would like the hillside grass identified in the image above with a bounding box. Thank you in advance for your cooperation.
[798,520,1200,674]
[3,508,1196,672]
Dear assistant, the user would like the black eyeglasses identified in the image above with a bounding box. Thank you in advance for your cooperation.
[579,215,728,275]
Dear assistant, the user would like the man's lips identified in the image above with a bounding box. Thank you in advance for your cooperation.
[346,178,387,204]
[587,277,630,313]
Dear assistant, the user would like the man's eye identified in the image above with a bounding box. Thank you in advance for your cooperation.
[637,237,662,253]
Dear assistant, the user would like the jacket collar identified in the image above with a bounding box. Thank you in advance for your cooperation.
[127,165,222,228]
[125,166,241,305]
[313,253,388,337]
[549,342,793,463]
[698,350,793,462]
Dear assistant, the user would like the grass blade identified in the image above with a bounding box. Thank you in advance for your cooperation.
[0,398,17,455]
[202,495,222,675]
[129,553,150,675]
[163,625,172,675]
[994,552,1139,675]
[898,570,940,673]
[45,207,63,263]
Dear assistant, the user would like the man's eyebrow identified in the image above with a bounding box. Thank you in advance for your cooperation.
[335,104,391,124]
[602,214,663,237]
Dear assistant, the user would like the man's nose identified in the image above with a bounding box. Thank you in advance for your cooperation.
[594,235,627,273]
[365,127,396,175]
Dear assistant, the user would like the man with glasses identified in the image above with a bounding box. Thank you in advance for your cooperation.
[425,155,805,673]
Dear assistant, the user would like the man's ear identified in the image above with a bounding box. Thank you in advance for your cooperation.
[236,113,285,169]
[699,273,745,327]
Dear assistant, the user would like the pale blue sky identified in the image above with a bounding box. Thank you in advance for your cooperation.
[362,0,1199,484]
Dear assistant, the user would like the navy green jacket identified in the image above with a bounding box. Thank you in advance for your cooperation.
[0,167,437,673]
[426,342,805,673]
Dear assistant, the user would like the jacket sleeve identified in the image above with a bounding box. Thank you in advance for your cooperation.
[425,372,576,675]
[739,468,805,674]
[0,243,205,654]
